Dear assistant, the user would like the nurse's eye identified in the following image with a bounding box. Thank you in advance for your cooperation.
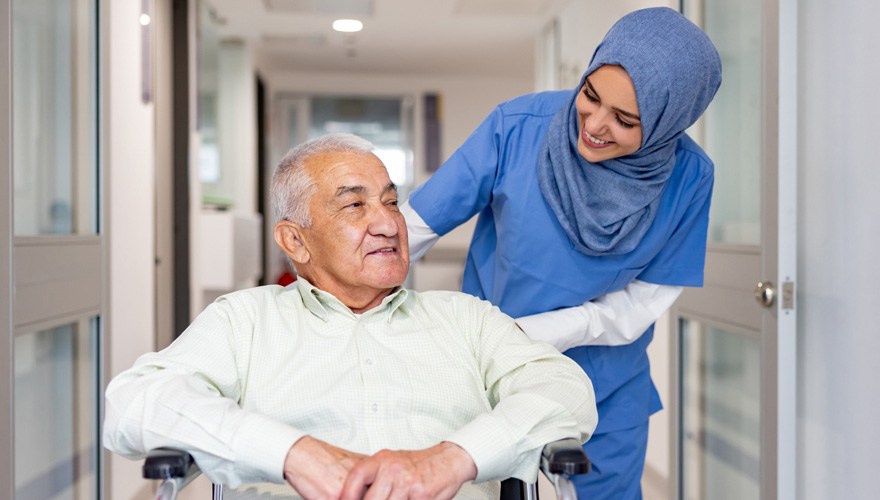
[582,88,599,103]
[615,115,637,129]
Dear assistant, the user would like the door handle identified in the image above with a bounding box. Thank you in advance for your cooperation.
[755,281,776,308]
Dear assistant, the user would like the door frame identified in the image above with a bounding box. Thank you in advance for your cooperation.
[669,0,798,498]
[0,0,109,496]
[1,0,14,496]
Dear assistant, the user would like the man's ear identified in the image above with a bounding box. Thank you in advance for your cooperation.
[274,220,310,265]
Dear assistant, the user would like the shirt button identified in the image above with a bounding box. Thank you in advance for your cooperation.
[371,403,378,412]
[365,358,373,365]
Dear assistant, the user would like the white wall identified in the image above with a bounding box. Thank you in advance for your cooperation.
[106,0,156,498]
[798,1,880,498]
[555,0,676,89]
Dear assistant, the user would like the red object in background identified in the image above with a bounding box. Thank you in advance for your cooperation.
[276,271,297,286]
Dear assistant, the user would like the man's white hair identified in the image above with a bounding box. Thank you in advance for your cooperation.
[271,133,375,227]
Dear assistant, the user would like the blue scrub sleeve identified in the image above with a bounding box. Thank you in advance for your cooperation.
[408,107,503,236]
[637,166,714,287]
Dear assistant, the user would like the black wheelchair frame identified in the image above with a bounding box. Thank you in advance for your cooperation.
[143,438,590,500]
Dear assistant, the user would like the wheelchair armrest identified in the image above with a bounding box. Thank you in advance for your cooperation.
[143,448,198,480]
[540,438,591,476]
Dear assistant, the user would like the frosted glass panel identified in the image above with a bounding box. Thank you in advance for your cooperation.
[12,0,97,235]
[14,319,100,499]
[197,0,224,205]
[680,319,760,500]
[686,0,762,245]
[309,97,414,188]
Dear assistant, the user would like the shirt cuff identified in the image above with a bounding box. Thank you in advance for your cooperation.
[234,412,306,483]
[444,412,517,482]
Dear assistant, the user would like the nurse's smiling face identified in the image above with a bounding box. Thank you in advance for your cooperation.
[575,64,643,163]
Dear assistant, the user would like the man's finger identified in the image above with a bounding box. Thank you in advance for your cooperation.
[362,475,396,500]
[340,460,379,500]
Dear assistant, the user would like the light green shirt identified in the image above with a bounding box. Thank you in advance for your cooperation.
[104,278,597,498]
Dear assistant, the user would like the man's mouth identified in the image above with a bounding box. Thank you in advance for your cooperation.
[367,247,397,256]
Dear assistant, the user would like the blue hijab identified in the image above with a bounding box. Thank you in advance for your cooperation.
[537,7,722,256]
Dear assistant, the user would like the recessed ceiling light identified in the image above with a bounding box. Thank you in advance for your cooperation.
[332,19,363,33]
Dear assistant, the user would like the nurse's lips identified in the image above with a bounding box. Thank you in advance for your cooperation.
[582,128,613,149]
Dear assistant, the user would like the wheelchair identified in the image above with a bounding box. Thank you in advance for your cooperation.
[143,438,590,500]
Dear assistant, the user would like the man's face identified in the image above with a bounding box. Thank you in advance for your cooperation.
[281,150,409,310]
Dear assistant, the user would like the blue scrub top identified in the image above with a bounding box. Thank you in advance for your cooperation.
[408,91,714,433]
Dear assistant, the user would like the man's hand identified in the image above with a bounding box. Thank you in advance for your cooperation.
[340,442,477,500]
[283,436,367,499]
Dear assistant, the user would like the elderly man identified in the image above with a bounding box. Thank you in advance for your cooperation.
[103,133,597,499]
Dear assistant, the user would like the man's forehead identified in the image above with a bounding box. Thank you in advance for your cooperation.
[308,151,385,179]
[304,152,392,194]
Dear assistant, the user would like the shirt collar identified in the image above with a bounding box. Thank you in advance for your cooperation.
[294,276,410,322]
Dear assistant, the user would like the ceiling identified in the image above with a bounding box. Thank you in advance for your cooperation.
[205,0,569,79]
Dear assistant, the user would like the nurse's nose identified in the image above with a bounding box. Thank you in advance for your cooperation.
[583,109,611,137]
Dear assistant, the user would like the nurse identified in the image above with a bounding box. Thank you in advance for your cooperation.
[401,7,722,499]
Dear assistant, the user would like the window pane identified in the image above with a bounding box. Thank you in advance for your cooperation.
[309,97,414,188]
[13,0,97,235]
[686,0,762,245]
[197,0,222,202]
[680,319,761,500]
[14,318,100,499]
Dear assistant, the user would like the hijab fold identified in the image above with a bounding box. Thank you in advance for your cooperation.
[537,7,722,256]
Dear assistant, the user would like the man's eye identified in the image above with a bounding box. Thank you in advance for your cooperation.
[346,202,363,209]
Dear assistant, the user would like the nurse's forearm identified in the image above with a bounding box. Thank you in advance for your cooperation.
[401,201,440,262]
[515,280,683,350]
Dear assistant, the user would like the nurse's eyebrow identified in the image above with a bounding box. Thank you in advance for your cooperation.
[586,78,641,121]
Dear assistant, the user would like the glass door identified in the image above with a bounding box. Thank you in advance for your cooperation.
[672,0,797,499]
[1,0,103,498]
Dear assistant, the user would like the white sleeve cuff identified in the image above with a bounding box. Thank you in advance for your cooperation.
[516,281,683,349]
[401,201,439,262]
[233,413,306,484]
[444,412,520,482]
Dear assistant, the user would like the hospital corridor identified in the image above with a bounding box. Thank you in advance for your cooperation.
[2,0,879,499]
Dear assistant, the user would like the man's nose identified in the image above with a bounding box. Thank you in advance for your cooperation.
[367,204,399,236]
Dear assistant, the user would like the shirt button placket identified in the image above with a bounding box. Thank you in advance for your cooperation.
[358,322,382,448]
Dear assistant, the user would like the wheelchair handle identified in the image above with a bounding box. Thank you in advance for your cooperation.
[541,438,591,476]
[143,448,196,480]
